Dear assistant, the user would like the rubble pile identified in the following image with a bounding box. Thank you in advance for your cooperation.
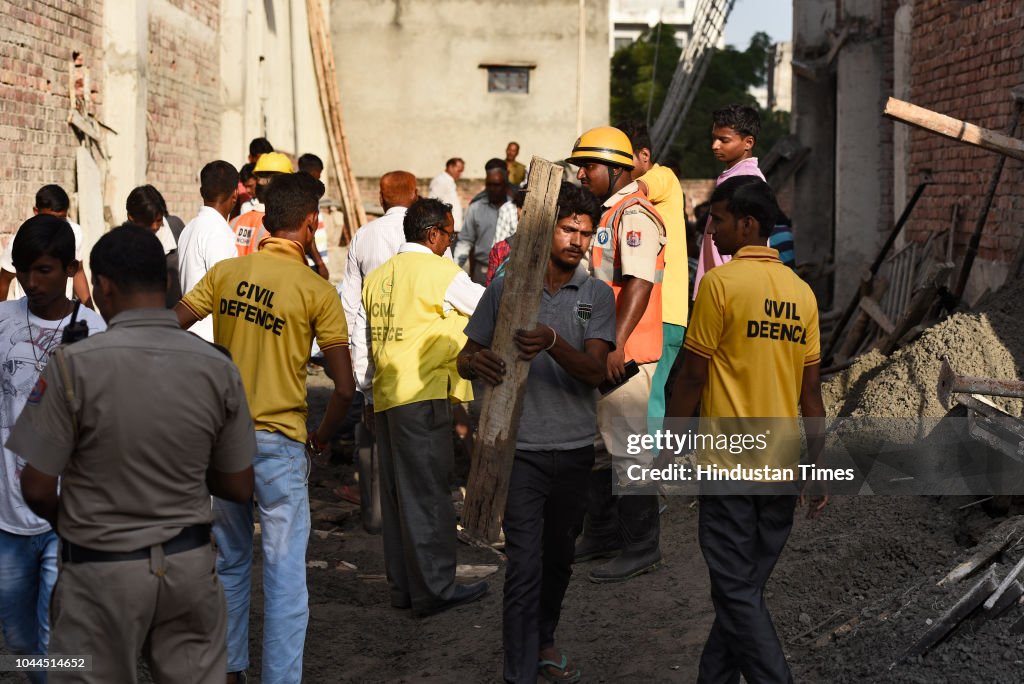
[824,277,1024,418]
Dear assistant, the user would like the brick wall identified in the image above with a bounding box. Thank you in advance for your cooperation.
[0,1,102,237]
[145,1,221,218]
[906,1,1024,262]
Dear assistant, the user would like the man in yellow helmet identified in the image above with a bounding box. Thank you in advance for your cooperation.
[567,126,667,583]
[230,151,292,258]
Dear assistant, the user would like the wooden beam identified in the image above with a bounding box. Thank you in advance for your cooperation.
[883,97,1024,161]
[461,158,564,542]
[857,296,895,335]
[305,0,367,242]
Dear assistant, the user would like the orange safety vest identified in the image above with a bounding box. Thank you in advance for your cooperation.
[230,210,269,257]
[591,191,665,365]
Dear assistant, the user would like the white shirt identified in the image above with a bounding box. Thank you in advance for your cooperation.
[177,206,238,341]
[1,219,84,300]
[340,207,409,335]
[428,171,463,230]
[0,299,106,534]
[354,241,485,402]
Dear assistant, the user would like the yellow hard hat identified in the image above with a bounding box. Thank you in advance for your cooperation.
[566,127,634,170]
[253,152,293,174]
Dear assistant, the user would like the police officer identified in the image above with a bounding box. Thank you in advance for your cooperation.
[12,225,256,684]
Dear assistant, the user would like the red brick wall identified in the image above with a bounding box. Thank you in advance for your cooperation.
[0,1,102,238]
[145,2,221,219]
[906,1,1024,261]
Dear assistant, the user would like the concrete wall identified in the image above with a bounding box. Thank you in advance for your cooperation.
[790,0,836,303]
[331,0,610,179]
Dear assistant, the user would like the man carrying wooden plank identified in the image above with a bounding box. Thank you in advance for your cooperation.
[668,175,827,684]
[568,127,668,583]
[458,181,616,683]
[362,197,488,618]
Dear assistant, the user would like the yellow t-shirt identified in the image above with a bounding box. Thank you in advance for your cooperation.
[684,246,819,471]
[639,164,688,326]
[363,251,473,412]
[181,237,348,443]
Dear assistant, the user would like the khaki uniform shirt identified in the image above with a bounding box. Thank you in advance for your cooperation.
[8,309,255,552]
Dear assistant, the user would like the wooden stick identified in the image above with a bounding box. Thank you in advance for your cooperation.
[305,0,366,242]
[461,158,564,542]
[893,566,997,668]
[883,97,1024,161]
[984,554,1024,611]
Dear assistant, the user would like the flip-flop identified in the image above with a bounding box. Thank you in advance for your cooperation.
[538,654,581,683]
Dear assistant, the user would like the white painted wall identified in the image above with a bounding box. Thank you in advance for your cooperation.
[330,0,611,179]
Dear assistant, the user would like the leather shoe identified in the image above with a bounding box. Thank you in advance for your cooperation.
[413,581,489,618]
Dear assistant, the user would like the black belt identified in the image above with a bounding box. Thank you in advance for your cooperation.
[61,524,211,564]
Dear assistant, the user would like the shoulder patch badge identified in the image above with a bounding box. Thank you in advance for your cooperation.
[596,227,611,246]
[626,231,642,248]
[28,377,46,405]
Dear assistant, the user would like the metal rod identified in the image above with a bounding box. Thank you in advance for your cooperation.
[823,181,930,361]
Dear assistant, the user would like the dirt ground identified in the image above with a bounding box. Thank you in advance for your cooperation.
[284,377,1024,683]
[8,325,1024,682]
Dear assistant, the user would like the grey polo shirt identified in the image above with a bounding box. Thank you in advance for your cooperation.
[8,308,255,552]
[464,267,616,451]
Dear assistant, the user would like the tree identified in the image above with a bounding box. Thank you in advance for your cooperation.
[611,29,791,179]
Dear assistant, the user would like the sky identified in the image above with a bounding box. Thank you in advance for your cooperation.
[723,0,793,49]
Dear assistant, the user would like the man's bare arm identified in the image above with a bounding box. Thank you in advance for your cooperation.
[798,362,828,518]
[666,351,708,419]
[174,301,201,329]
[72,269,93,309]
[207,466,255,503]
[20,465,59,527]
[314,345,356,452]
[0,269,14,302]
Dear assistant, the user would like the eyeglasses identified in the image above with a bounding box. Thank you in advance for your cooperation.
[432,224,455,242]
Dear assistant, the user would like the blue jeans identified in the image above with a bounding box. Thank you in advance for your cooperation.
[0,528,59,684]
[213,430,311,684]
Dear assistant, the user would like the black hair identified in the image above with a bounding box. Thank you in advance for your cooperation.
[555,181,602,229]
[125,185,166,226]
[90,224,168,294]
[239,162,256,183]
[249,137,273,157]
[11,214,76,271]
[614,119,652,154]
[200,161,239,203]
[298,153,324,174]
[445,157,464,169]
[484,158,507,175]
[35,184,71,213]
[263,173,325,233]
[710,176,778,237]
[404,198,451,243]
[712,104,761,141]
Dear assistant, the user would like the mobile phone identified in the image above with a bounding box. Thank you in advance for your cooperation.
[599,360,640,395]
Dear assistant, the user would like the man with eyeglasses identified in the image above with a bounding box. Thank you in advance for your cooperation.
[361,197,487,618]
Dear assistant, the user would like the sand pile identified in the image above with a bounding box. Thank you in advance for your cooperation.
[825,275,1024,418]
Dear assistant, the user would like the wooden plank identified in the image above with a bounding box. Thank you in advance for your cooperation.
[938,516,1024,585]
[857,297,895,335]
[883,97,1024,161]
[461,158,564,543]
[893,566,998,668]
[305,0,366,242]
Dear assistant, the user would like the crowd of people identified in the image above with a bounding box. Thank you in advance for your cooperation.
[0,105,826,684]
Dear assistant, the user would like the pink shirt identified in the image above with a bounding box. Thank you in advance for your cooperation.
[692,157,765,299]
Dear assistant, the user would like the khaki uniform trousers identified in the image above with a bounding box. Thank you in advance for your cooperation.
[48,543,226,684]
